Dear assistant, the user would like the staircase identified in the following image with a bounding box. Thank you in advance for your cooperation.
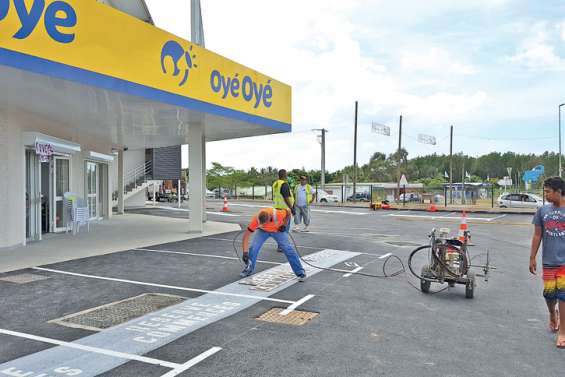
[112,161,153,205]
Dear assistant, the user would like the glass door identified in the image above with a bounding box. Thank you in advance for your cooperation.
[86,161,99,220]
[25,150,41,242]
[53,156,70,232]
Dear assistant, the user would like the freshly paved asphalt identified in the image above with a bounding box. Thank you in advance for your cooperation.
[0,200,561,376]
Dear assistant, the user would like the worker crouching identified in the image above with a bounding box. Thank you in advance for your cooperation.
[241,207,307,281]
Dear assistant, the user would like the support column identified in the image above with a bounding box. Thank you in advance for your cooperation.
[188,123,204,232]
[202,136,207,222]
[117,149,124,215]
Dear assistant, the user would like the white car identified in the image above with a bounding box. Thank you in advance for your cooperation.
[497,193,543,208]
[206,189,216,199]
[316,189,339,203]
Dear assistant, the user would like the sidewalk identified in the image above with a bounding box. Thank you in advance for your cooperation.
[0,214,241,273]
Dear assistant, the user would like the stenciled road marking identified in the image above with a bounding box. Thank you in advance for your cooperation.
[2,249,359,377]
[32,267,295,305]
[379,253,393,259]
[343,266,364,278]
[0,328,180,369]
[134,248,283,266]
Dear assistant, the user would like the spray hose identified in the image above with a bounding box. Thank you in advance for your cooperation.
[231,230,461,294]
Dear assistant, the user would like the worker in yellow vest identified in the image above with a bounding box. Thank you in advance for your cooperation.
[272,169,295,252]
[293,175,316,232]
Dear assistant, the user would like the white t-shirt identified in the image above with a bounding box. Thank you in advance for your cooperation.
[296,185,315,207]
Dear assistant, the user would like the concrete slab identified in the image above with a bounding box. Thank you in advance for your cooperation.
[0,214,240,273]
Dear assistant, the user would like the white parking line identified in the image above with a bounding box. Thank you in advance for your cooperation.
[280,294,316,316]
[488,214,507,222]
[343,266,364,278]
[387,213,502,221]
[378,253,393,259]
[32,267,295,305]
[160,347,222,377]
[228,203,369,216]
[0,328,180,369]
[134,248,283,265]
[206,237,321,250]
[152,206,240,217]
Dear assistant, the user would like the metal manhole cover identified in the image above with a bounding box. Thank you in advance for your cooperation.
[385,241,422,247]
[0,273,50,284]
[50,293,186,331]
[257,308,319,326]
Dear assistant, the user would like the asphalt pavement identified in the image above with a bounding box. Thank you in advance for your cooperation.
[0,201,560,377]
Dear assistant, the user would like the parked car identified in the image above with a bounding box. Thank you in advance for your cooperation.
[316,189,339,203]
[399,193,421,203]
[213,189,232,199]
[497,193,543,208]
[206,189,216,199]
[346,192,371,202]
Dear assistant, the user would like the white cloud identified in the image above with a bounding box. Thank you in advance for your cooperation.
[146,0,560,172]
[507,23,565,71]
[401,48,477,75]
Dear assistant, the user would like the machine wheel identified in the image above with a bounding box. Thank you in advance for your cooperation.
[465,272,475,299]
[420,265,432,294]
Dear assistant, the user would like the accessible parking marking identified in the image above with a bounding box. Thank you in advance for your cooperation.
[2,249,359,377]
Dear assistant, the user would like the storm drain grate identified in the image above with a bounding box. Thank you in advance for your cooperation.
[0,273,50,284]
[257,308,319,326]
[50,293,186,331]
[385,241,422,247]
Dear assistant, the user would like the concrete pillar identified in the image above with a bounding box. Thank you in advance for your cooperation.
[188,123,204,232]
[117,149,124,214]
[202,137,207,222]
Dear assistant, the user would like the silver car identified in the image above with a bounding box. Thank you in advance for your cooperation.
[497,193,543,208]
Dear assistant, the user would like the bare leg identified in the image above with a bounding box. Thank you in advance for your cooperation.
[557,300,565,347]
[546,299,559,332]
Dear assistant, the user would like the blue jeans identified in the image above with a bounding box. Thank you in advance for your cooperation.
[294,205,310,226]
[248,229,305,276]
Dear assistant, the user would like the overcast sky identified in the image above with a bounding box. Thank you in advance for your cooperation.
[145,0,565,171]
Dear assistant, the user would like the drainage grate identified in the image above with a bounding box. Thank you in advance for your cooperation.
[50,293,186,331]
[0,273,50,284]
[257,308,319,326]
[385,241,422,247]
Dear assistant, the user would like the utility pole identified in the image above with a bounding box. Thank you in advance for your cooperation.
[559,103,565,177]
[353,101,358,199]
[396,115,403,200]
[313,128,328,190]
[449,125,453,204]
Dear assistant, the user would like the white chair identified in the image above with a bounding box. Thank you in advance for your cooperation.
[63,193,90,235]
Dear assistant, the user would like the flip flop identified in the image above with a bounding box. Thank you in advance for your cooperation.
[556,335,565,349]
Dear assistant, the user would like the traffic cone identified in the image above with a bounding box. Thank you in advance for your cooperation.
[458,211,468,242]
[427,203,437,212]
[222,195,229,212]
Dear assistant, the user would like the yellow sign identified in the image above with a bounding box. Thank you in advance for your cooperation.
[0,0,291,129]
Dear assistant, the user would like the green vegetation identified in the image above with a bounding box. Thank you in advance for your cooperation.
[196,150,558,188]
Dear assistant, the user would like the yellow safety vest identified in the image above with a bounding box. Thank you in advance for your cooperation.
[273,179,294,209]
[294,184,313,205]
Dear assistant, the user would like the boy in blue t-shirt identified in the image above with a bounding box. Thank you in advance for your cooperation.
[531,176,565,348]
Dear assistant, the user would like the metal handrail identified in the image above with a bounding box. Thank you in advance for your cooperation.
[123,160,152,194]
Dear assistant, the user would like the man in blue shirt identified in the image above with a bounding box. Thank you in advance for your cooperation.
[531,176,565,348]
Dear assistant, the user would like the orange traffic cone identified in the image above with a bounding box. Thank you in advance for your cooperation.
[427,203,437,212]
[458,211,468,242]
[222,195,229,212]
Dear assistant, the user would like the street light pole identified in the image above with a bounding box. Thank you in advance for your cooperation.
[559,103,565,177]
